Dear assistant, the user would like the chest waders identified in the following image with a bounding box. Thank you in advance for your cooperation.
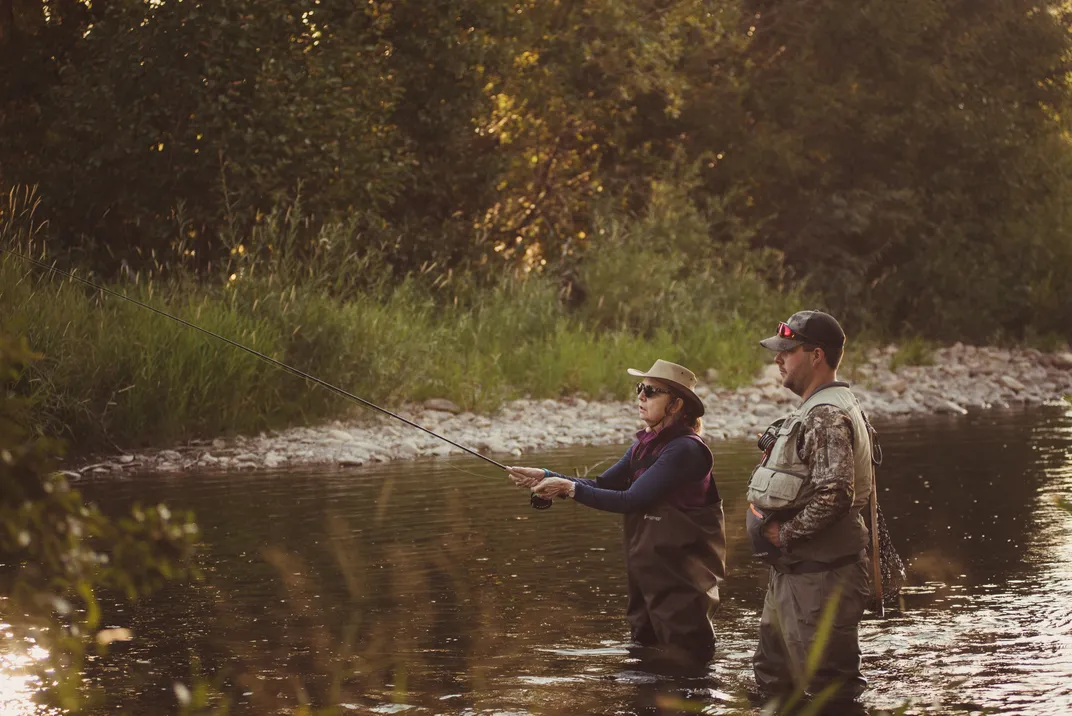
[749,383,875,700]
[745,382,872,566]
[623,433,726,661]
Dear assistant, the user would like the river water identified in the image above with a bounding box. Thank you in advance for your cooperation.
[10,405,1072,714]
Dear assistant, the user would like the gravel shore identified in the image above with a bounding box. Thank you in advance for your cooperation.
[71,344,1072,476]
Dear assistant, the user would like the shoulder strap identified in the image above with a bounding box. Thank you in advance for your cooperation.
[861,409,883,466]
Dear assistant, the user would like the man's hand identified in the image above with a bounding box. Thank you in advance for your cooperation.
[533,476,575,499]
[763,519,783,548]
[506,467,545,488]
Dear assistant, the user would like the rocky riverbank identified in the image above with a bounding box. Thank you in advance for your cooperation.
[70,344,1072,476]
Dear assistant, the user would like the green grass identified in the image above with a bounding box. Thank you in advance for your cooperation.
[0,256,798,455]
[0,184,806,454]
[889,336,937,372]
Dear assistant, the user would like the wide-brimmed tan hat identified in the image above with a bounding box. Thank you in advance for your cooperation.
[626,359,705,417]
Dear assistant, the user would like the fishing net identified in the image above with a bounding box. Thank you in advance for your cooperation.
[865,498,906,611]
[862,416,906,612]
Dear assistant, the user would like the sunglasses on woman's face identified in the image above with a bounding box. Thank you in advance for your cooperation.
[635,382,673,399]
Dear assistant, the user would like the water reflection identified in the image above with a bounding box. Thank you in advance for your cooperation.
[860,406,1072,714]
[0,630,55,716]
[42,405,1072,714]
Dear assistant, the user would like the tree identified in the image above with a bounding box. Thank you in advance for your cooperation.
[1,0,407,270]
[702,0,1072,338]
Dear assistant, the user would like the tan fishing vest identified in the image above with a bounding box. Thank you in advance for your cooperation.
[746,383,872,562]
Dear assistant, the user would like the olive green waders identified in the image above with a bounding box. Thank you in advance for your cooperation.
[753,555,871,700]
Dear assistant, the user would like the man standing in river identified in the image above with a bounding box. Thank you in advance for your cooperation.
[746,310,873,706]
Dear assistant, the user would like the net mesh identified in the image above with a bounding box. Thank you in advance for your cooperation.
[865,498,906,610]
[863,416,906,612]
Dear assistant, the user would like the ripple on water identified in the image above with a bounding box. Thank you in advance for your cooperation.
[20,405,1071,714]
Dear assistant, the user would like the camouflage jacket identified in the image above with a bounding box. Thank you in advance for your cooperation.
[778,404,856,547]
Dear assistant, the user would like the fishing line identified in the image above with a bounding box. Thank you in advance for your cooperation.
[1,247,514,475]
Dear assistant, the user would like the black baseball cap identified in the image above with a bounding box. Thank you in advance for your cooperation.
[759,310,846,352]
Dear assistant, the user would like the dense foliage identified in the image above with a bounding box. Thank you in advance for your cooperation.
[0,331,200,710]
[1,0,1071,340]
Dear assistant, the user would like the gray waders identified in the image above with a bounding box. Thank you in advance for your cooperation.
[746,383,874,701]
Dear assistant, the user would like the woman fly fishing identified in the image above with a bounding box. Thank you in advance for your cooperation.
[7,249,727,670]
[507,360,726,666]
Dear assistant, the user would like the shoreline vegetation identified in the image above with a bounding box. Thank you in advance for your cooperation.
[2,207,1071,472]
[72,344,1072,476]
[3,200,1070,472]
[2,0,1071,475]
[3,191,808,459]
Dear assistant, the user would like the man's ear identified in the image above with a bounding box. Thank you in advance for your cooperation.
[813,347,825,367]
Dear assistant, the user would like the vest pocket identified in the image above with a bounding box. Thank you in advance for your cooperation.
[746,466,807,509]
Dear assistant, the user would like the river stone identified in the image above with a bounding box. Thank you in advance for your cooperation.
[935,399,968,415]
[80,342,1072,476]
[393,442,419,459]
[424,398,462,414]
[999,376,1026,392]
[338,456,365,467]
[479,438,510,452]
[761,364,781,382]
[761,386,784,400]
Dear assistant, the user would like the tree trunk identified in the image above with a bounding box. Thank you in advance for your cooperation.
[0,0,14,47]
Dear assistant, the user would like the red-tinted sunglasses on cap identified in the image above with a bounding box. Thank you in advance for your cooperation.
[777,322,815,343]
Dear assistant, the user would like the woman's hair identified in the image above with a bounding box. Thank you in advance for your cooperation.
[668,393,704,436]
[687,414,704,435]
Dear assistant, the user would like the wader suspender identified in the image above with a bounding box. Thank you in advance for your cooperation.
[865,413,884,617]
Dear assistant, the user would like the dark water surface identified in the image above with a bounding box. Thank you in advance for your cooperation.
[12,406,1072,714]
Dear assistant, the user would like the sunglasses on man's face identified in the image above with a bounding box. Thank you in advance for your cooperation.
[636,382,673,399]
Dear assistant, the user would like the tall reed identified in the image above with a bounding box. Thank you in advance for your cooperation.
[1,189,804,454]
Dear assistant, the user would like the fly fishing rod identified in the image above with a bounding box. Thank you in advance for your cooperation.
[2,248,550,496]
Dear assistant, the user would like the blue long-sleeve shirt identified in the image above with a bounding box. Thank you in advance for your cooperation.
[547,437,712,514]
